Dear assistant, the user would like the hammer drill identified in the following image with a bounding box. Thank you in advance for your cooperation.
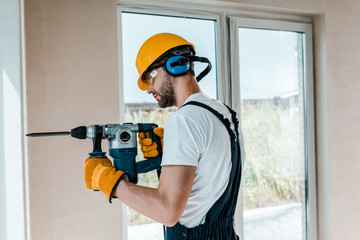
[27,123,162,183]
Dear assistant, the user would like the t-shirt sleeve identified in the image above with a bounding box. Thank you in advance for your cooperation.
[161,112,205,167]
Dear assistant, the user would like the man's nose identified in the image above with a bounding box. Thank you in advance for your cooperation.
[146,87,153,95]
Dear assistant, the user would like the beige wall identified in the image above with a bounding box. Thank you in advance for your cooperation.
[25,0,360,239]
[25,0,123,239]
[325,2,360,240]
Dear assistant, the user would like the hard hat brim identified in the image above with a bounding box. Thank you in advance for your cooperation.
[138,76,149,91]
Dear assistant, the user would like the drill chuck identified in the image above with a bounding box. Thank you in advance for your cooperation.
[70,126,87,139]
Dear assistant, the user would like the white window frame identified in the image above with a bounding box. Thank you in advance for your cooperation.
[116,2,317,240]
[229,17,317,240]
[0,0,27,240]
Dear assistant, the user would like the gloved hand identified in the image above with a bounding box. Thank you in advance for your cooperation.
[84,157,127,202]
[138,127,164,158]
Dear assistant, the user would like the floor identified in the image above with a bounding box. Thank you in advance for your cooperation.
[128,203,305,240]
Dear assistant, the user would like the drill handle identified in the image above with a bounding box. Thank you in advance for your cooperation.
[148,127,163,159]
[110,149,138,183]
[138,123,163,158]
[135,123,163,174]
[89,125,106,158]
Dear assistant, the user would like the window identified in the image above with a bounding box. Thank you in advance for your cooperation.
[119,10,218,240]
[230,18,316,239]
[118,4,316,240]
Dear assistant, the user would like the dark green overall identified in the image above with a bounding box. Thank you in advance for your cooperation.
[165,101,242,240]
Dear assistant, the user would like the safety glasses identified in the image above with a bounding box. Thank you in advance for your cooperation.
[143,64,164,85]
[146,69,158,85]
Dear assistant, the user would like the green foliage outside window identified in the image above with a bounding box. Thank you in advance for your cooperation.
[241,100,303,210]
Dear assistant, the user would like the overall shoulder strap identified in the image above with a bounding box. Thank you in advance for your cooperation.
[182,100,242,215]
[182,101,237,140]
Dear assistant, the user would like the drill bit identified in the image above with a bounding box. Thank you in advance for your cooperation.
[26,131,70,137]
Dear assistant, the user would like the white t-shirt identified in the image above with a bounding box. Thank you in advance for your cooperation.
[161,92,242,228]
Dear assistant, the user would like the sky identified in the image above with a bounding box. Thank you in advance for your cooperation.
[239,28,301,100]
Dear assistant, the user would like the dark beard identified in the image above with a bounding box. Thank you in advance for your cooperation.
[157,74,176,108]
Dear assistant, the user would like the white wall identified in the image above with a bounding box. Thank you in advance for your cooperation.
[0,0,26,239]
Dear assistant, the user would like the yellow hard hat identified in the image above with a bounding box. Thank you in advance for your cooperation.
[136,33,195,91]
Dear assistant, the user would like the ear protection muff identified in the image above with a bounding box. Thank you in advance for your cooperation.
[164,55,212,82]
[165,55,190,76]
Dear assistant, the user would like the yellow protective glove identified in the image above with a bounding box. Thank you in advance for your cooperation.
[138,127,164,158]
[84,157,126,202]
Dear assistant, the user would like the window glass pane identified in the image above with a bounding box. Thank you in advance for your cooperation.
[121,12,217,240]
[238,28,306,240]
[122,12,217,104]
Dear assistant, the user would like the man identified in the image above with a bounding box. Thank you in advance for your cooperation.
[84,33,245,239]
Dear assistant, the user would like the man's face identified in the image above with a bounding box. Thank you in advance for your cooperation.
[146,67,176,108]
